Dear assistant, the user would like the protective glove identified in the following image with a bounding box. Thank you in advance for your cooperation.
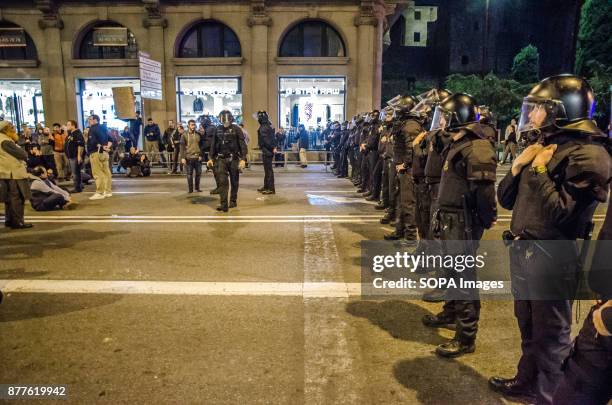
[238,160,246,170]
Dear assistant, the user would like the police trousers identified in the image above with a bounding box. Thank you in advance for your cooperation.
[553,304,612,405]
[215,157,239,207]
[262,154,275,191]
[437,210,484,345]
[414,177,431,239]
[395,171,417,239]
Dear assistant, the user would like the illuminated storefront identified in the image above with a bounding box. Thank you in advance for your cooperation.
[0,79,44,128]
[77,78,141,129]
[278,77,346,129]
[176,77,242,124]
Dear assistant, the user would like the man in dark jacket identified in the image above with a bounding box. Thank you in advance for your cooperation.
[29,165,72,210]
[256,111,277,195]
[297,124,309,168]
[120,147,151,178]
[65,120,85,192]
[208,110,248,212]
[143,117,161,164]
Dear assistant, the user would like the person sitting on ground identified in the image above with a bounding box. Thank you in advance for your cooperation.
[27,145,52,174]
[29,166,73,211]
[120,147,151,178]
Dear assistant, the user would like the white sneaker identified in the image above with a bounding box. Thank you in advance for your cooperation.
[103,192,113,197]
[89,193,105,200]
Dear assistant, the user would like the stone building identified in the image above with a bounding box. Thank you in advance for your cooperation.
[384,0,581,85]
[0,0,401,141]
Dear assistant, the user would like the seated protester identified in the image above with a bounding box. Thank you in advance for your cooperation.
[27,145,52,175]
[29,166,73,211]
[120,147,151,177]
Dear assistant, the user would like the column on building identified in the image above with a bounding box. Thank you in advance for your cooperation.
[142,0,168,125]
[246,1,272,149]
[37,1,68,125]
[354,1,385,112]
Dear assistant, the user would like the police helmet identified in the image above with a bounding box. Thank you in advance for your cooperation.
[518,74,601,136]
[430,93,478,131]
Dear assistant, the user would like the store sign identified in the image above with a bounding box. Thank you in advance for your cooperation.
[282,87,342,96]
[139,51,162,100]
[181,89,238,96]
[93,27,128,46]
[0,28,27,47]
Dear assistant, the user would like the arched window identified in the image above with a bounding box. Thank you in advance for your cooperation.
[76,21,138,59]
[0,21,38,60]
[279,20,345,57]
[176,20,241,58]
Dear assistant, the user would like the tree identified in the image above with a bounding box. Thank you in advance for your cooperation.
[511,45,540,84]
[584,61,612,129]
[575,0,612,77]
[445,73,531,128]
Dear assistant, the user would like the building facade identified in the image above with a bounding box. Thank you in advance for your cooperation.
[0,0,399,141]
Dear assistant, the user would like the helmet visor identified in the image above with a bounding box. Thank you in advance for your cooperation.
[380,106,395,122]
[220,112,233,125]
[430,106,451,131]
[517,98,565,133]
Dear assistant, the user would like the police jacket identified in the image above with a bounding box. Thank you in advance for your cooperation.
[339,129,350,151]
[258,123,276,157]
[210,124,248,160]
[412,132,428,179]
[438,124,497,229]
[498,131,612,240]
[393,118,423,168]
[365,121,382,153]
[378,124,393,159]
[425,129,453,184]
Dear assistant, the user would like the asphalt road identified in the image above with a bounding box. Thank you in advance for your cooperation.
[0,164,601,404]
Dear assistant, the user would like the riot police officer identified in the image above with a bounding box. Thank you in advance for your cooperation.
[383,95,420,243]
[256,111,277,195]
[208,110,248,212]
[491,75,612,404]
[378,107,395,212]
[421,93,497,358]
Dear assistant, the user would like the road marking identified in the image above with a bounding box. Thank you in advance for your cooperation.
[0,279,361,297]
[8,219,381,224]
[13,215,382,219]
[303,219,360,404]
[83,191,172,194]
[304,190,360,193]
[306,194,378,205]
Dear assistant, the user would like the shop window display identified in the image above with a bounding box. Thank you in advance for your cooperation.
[177,77,242,124]
[78,78,141,129]
[279,77,345,150]
[0,80,44,129]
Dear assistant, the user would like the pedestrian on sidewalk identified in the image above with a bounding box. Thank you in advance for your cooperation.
[87,115,113,200]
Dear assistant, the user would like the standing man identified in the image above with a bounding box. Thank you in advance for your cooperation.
[0,120,32,229]
[180,120,204,194]
[130,111,143,149]
[491,75,611,404]
[421,93,497,358]
[65,120,85,193]
[383,96,419,243]
[256,111,277,195]
[297,124,309,168]
[143,117,161,163]
[163,120,177,172]
[208,110,247,212]
[171,124,184,174]
[499,118,518,165]
[87,115,113,200]
[51,123,69,181]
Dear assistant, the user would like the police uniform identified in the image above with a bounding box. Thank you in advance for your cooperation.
[365,119,382,200]
[496,133,611,403]
[210,124,248,209]
[257,121,276,193]
[432,123,497,356]
[412,130,431,240]
[379,122,394,210]
[388,117,422,241]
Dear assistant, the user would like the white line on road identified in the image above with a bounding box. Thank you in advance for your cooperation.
[12,219,381,224]
[83,191,172,194]
[0,279,361,297]
[303,219,360,404]
[15,214,382,219]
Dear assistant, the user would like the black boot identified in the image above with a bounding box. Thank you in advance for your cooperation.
[216,205,228,212]
[422,313,456,330]
[435,340,475,358]
[375,202,387,210]
[210,188,219,195]
[380,213,395,225]
[384,231,402,240]
[257,187,266,192]
[488,376,536,402]
[229,201,237,208]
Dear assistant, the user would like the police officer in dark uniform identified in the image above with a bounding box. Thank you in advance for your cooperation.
[350,115,365,186]
[255,111,277,195]
[554,182,612,405]
[208,110,248,212]
[491,75,612,404]
[357,112,377,194]
[383,95,420,243]
[421,93,497,358]
[378,107,395,212]
[365,112,383,201]
[335,122,351,178]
